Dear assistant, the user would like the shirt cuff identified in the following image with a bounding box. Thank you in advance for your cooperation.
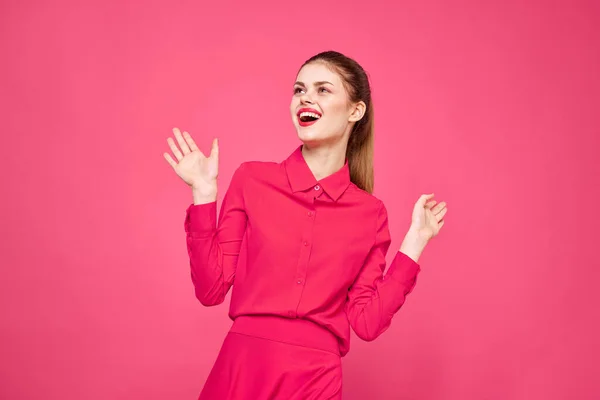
[184,202,217,236]
[387,251,421,294]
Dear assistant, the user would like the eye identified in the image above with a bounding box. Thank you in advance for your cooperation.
[294,87,304,94]
[319,86,329,93]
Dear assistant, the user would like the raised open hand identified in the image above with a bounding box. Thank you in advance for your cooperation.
[163,127,219,194]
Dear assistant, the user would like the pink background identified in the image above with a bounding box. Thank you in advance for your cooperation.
[1,0,599,399]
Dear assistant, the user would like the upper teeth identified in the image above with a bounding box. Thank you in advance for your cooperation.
[299,112,320,119]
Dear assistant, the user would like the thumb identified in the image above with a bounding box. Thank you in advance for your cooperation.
[210,138,219,158]
[417,193,434,206]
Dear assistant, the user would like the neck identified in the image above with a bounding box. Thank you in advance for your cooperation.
[301,139,348,181]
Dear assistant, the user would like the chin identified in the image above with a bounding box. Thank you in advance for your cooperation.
[296,126,325,144]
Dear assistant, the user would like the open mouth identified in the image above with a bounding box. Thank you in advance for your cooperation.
[297,109,322,127]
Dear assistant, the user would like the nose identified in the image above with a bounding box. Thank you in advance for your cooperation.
[300,91,314,105]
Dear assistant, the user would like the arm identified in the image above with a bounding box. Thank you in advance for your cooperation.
[345,201,422,341]
[184,163,248,306]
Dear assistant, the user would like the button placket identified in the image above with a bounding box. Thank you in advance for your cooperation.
[290,195,315,316]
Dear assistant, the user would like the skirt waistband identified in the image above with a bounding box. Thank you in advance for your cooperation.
[230,315,340,356]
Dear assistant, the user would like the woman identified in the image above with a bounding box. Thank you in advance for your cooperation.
[164,51,447,399]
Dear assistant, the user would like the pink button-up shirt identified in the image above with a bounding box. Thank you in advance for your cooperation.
[185,145,421,356]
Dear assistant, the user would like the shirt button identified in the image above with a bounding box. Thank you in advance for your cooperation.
[297,279,303,284]
[288,311,294,317]
[303,241,308,246]
[307,211,313,217]
[314,185,320,190]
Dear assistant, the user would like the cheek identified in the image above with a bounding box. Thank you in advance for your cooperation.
[290,98,299,115]
[323,100,349,122]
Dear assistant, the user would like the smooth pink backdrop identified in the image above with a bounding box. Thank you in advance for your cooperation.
[1,1,598,399]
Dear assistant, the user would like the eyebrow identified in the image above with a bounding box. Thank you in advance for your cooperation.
[294,81,334,87]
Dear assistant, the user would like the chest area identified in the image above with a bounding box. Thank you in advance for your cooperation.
[244,188,376,276]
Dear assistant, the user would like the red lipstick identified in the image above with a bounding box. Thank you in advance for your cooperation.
[297,108,322,127]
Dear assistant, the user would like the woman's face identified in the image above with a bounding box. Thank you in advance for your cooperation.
[290,62,362,146]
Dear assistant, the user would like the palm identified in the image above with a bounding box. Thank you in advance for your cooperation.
[163,127,219,190]
[411,194,447,240]
[177,150,218,187]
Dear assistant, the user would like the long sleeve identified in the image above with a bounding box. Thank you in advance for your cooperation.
[345,201,421,341]
[184,163,248,306]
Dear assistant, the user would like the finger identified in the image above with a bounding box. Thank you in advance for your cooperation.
[432,201,447,214]
[167,137,184,161]
[173,128,191,155]
[438,219,445,229]
[210,138,219,159]
[183,131,201,153]
[436,207,448,221]
[163,152,178,168]
[418,193,435,206]
[425,200,437,209]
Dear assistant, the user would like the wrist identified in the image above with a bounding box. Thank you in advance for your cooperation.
[192,185,217,205]
[406,226,431,244]
[399,229,429,263]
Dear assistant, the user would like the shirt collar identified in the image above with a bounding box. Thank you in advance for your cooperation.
[283,145,351,201]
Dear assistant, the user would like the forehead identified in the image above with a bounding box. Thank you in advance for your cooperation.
[296,62,342,85]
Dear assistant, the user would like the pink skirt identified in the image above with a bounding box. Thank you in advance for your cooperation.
[198,315,343,400]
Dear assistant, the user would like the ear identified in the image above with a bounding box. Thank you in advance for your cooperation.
[348,101,367,123]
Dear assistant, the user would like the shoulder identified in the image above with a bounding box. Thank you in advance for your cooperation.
[230,160,285,189]
[345,182,387,214]
[237,160,279,174]
[344,184,391,236]
[234,160,282,180]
